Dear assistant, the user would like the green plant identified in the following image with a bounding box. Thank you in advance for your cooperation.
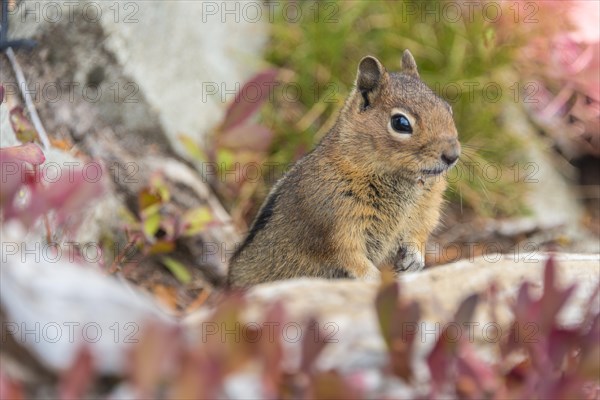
[119,173,215,283]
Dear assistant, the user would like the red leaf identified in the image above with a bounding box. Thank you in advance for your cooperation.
[547,327,578,370]
[453,293,479,327]
[40,169,104,226]
[218,123,274,153]
[375,279,422,381]
[505,281,540,353]
[375,281,400,348]
[427,294,479,394]
[0,369,24,400]
[221,69,278,132]
[129,322,183,398]
[4,166,104,227]
[426,327,453,393]
[579,313,600,379]
[168,350,206,400]
[0,143,45,165]
[300,317,329,373]
[58,346,94,400]
[203,292,251,374]
[259,301,286,396]
[539,256,577,331]
[456,342,498,399]
[0,144,45,213]
[388,300,420,380]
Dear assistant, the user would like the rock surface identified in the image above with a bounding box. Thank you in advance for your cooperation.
[496,105,599,253]
[1,251,597,392]
[0,255,174,380]
[186,253,600,373]
[6,0,268,155]
[1,0,261,286]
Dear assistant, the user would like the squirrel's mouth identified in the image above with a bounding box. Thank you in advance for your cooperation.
[421,167,447,176]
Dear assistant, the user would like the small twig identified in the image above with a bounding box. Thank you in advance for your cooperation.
[5,47,50,150]
[108,241,130,274]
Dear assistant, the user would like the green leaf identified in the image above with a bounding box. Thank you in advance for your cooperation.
[148,240,175,255]
[143,213,161,239]
[138,189,162,211]
[149,175,170,203]
[9,106,39,143]
[216,148,236,168]
[182,207,213,236]
[179,134,207,162]
[161,256,191,284]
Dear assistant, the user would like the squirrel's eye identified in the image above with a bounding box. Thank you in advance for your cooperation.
[391,114,412,134]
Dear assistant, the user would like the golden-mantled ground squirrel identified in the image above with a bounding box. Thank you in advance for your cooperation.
[228,50,460,286]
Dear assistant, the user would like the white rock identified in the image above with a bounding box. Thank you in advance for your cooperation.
[0,255,174,374]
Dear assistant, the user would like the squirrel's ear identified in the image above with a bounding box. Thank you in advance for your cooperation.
[356,56,386,110]
[357,56,384,92]
[401,49,419,79]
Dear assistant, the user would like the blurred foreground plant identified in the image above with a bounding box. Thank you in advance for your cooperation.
[0,142,103,236]
[6,257,596,399]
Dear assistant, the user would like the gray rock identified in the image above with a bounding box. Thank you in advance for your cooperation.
[6,0,268,157]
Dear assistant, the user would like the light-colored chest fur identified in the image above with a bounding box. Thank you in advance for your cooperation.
[330,172,428,266]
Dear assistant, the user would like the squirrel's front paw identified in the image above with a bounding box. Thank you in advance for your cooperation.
[394,246,425,273]
[355,263,381,281]
[362,268,381,281]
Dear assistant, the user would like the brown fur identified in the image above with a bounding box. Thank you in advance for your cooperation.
[228,50,461,286]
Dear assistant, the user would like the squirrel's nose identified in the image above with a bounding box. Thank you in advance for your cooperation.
[441,148,459,166]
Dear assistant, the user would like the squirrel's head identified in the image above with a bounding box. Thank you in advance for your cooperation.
[337,50,461,178]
